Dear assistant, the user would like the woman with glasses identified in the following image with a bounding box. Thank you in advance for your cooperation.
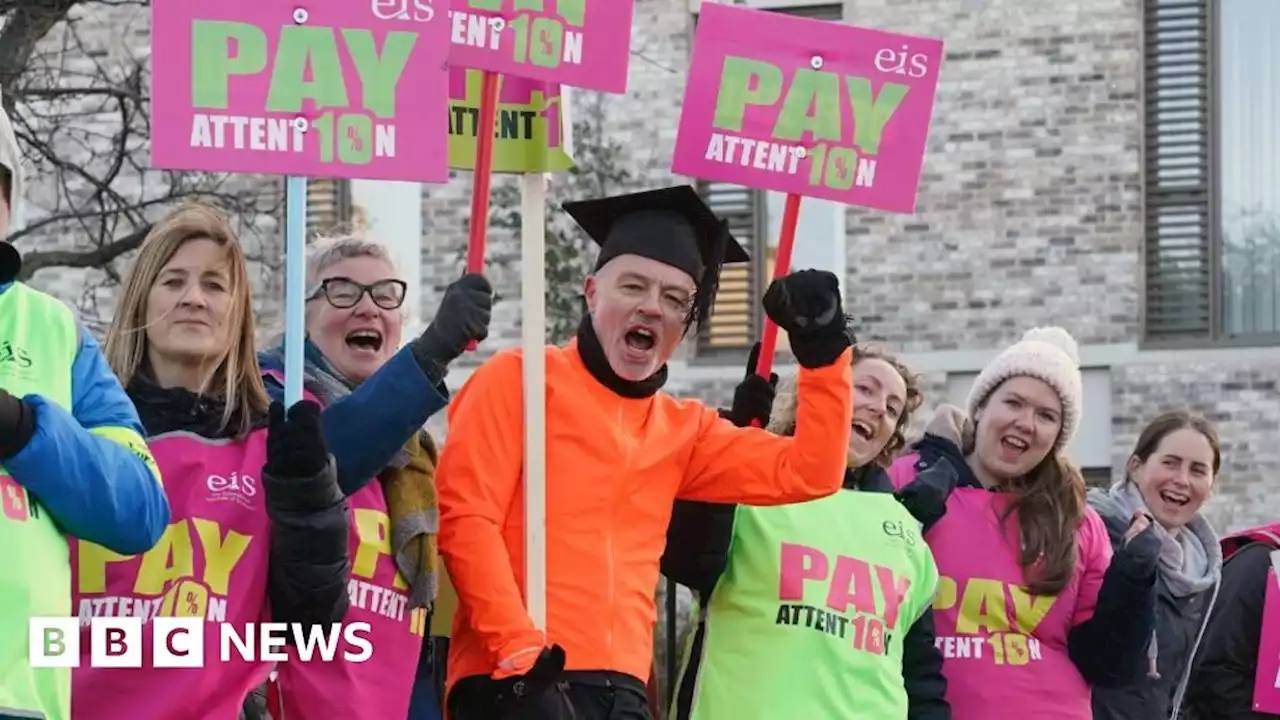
[256,234,493,720]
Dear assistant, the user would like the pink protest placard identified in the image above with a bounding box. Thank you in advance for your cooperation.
[151,0,450,183]
[672,3,944,214]
[447,0,634,93]
[1253,560,1280,713]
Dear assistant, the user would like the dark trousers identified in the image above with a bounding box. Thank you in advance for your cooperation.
[408,637,449,720]
[447,670,653,720]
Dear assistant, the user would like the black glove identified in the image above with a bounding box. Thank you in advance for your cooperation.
[894,456,958,532]
[724,342,777,428]
[761,269,850,369]
[491,645,567,715]
[0,388,36,459]
[1113,515,1161,581]
[412,273,494,383]
[263,401,328,481]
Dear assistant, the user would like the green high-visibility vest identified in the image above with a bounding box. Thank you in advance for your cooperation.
[674,487,939,720]
[0,283,82,720]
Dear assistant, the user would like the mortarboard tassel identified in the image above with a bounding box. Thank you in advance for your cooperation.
[688,219,731,331]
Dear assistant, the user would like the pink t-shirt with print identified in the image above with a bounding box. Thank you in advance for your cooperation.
[889,453,1112,720]
[71,430,273,720]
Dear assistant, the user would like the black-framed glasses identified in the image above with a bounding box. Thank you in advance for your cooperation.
[307,277,407,310]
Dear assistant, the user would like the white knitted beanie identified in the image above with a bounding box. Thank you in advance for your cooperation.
[965,326,1083,450]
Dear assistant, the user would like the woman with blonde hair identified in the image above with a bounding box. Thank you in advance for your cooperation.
[886,327,1161,719]
[661,342,952,719]
[70,203,352,719]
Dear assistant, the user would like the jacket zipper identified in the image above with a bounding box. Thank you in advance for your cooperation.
[609,404,631,659]
[606,530,615,657]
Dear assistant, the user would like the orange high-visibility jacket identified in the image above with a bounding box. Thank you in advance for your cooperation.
[436,341,853,689]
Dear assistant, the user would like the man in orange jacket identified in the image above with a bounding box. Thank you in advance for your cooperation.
[436,185,854,720]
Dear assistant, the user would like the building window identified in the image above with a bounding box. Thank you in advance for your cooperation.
[283,177,353,239]
[693,3,844,357]
[696,181,764,351]
[1143,0,1280,346]
[1081,467,1115,489]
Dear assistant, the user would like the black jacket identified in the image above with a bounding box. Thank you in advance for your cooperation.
[911,433,1159,689]
[1185,541,1280,719]
[661,462,951,720]
[1087,490,1220,720]
[127,379,351,630]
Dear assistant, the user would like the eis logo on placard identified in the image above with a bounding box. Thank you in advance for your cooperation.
[28,618,373,667]
[371,0,434,22]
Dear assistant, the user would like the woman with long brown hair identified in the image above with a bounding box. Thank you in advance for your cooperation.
[69,204,352,719]
[886,326,1161,719]
[1089,410,1223,720]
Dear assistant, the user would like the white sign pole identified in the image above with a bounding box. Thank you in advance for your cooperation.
[521,171,548,631]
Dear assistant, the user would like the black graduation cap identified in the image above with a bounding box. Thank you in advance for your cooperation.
[561,185,749,329]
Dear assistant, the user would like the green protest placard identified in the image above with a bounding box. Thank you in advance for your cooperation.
[447,69,574,173]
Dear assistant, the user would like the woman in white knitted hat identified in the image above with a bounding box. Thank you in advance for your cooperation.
[886,326,1163,720]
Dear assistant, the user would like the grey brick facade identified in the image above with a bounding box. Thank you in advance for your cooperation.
[421,0,1280,536]
[17,0,1280,544]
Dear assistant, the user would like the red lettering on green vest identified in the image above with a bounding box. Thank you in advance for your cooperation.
[874,563,911,630]
[778,543,826,599]
[778,542,912,629]
[828,555,878,616]
[2,474,29,521]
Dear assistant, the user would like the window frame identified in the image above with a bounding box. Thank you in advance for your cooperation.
[1141,0,1280,348]
[283,177,353,239]
[1082,467,1115,490]
[693,180,768,359]
[690,3,844,360]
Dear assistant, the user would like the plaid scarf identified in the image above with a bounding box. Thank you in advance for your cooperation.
[262,339,439,610]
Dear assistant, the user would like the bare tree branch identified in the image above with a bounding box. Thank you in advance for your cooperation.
[0,0,79,100]
[19,222,147,275]
[1,0,283,320]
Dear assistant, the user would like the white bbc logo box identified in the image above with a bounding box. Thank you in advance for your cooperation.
[29,617,206,668]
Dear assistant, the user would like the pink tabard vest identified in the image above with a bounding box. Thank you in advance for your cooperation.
[266,375,427,719]
[269,469,427,718]
[888,453,1113,720]
[71,429,273,720]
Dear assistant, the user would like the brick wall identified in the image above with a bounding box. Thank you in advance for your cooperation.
[1112,361,1280,532]
[838,0,1143,352]
[419,0,1279,536]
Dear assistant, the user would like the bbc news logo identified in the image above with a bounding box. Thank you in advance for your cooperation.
[29,618,373,667]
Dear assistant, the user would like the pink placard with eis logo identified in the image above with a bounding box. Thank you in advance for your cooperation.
[151,0,451,182]
[672,3,943,214]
